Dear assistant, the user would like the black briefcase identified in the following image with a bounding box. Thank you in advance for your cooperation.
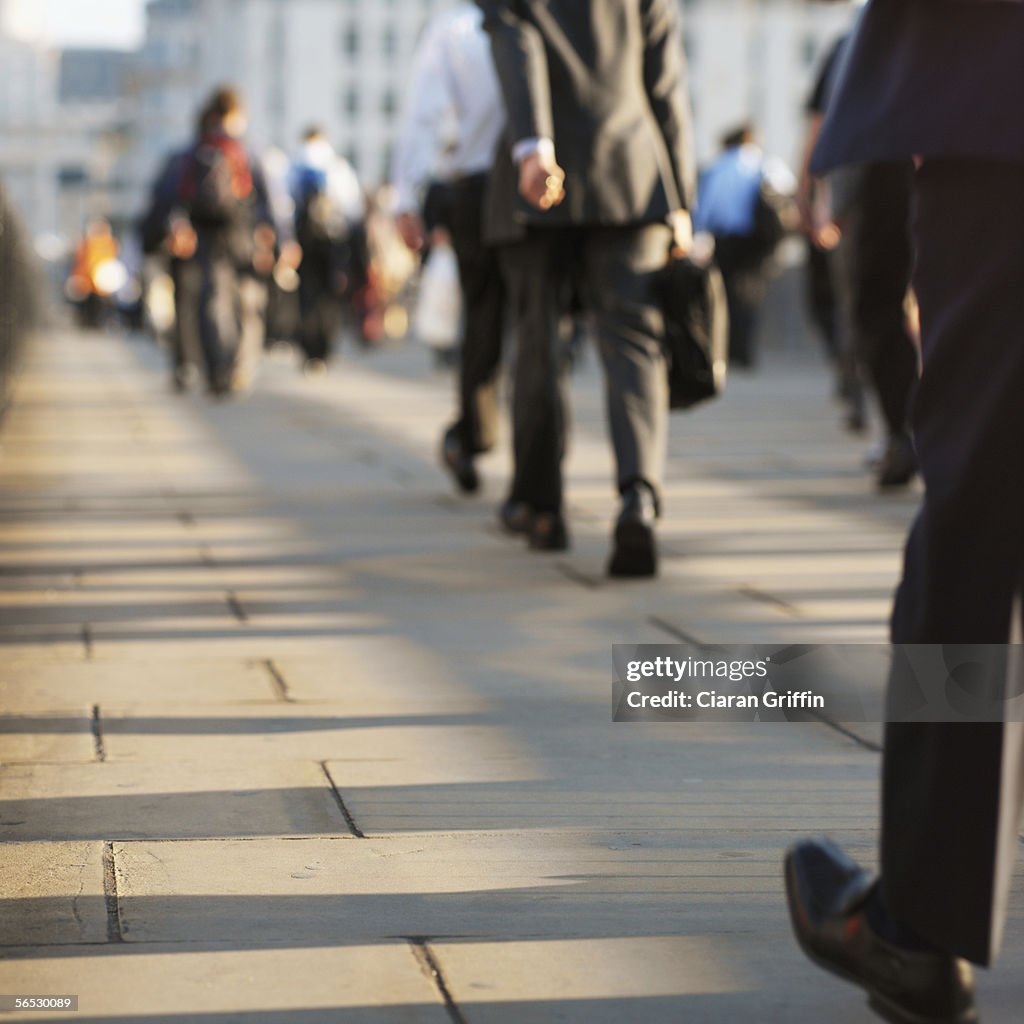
[657,256,729,410]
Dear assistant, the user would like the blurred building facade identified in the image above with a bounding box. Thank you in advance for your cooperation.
[0,0,136,250]
[124,0,852,193]
[1,0,855,248]
[126,0,454,210]
[683,0,852,166]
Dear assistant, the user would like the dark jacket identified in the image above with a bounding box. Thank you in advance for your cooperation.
[813,0,1024,173]
[476,0,695,243]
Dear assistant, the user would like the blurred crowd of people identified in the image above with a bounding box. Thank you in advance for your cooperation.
[133,86,418,395]
[59,0,922,571]
[56,0,926,572]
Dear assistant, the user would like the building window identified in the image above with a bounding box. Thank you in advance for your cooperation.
[381,90,396,117]
[342,24,360,56]
[382,27,397,58]
[342,87,360,115]
[801,35,818,68]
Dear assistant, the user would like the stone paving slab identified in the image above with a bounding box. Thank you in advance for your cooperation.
[0,660,276,712]
[106,833,877,946]
[0,842,106,945]
[0,762,346,841]
[0,330,1017,1023]
[97,710,525,768]
[0,712,95,764]
[0,945,448,1023]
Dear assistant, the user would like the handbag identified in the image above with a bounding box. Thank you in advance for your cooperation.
[413,240,462,349]
[658,255,729,410]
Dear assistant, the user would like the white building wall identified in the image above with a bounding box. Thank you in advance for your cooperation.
[682,0,852,170]
[120,0,856,221]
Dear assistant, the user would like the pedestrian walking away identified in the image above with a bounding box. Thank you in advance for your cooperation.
[290,127,365,374]
[785,2,1024,1021]
[176,86,275,396]
[478,0,696,577]
[393,1,508,495]
[801,30,919,488]
[694,123,792,371]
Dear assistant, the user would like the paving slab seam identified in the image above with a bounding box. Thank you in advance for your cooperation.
[408,938,468,1024]
[645,615,882,751]
[263,659,296,703]
[804,710,883,754]
[553,562,602,591]
[90,706,105,763]
[737,585,802,617]
[80,624,93,661]
[101,843,123,943]
[320,762,366,838]
[225,591,248,624]
[646,616,705,647]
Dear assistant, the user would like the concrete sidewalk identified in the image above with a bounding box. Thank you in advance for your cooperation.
[0,329,1020,1023]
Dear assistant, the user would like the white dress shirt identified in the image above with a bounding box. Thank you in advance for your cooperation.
[391,3,505,214]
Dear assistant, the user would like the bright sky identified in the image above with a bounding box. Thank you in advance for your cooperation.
[13,0,146,49]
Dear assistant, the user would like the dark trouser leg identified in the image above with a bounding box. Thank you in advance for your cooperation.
[715,236,765,369]
[449,175,505,456]
[805,239,841,362]
[849,161,918,439]
[882,160,1024,965]
[196,243,242,389]
[171,258,202,380]
[724,281,757,368]
[583,224,671,504]
[500,230,573,513]
[297,250,334,363]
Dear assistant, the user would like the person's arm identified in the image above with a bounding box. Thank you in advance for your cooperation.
[640,0,695,253]
[476,0,564,210]
[640,0,696,216]
[391,14,453,246]
[138,154,181,255]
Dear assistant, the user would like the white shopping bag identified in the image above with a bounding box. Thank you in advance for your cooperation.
[413,241,462,349]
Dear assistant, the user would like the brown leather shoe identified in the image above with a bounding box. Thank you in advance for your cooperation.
[527,512,569,552]
[785,839,977,1023]
[440,430,479,494]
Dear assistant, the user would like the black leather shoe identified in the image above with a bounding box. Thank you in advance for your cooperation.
[499,499,533,535]
[784,839,977,1024]
[876,434,918,490]
[608,485,658,578]
[528,511,569,551]
[441,431,479,494]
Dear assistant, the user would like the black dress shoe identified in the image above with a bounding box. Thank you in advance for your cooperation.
[784,839,977,1024]
[499,499,533,535]
[608,485,658,578]
[528,511,569,551]
[441,431,479,494]
[876,434,918,490]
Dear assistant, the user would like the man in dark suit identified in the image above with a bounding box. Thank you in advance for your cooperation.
[477,0,694,576]
[786,2,1024,1021]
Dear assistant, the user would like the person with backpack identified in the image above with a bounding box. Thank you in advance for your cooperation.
[176,86,274,396]
[289,127,365,374]
[694,124,793,370]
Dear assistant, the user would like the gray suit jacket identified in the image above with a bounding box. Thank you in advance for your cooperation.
[813,0,1024,173]
[476,0,695,243]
